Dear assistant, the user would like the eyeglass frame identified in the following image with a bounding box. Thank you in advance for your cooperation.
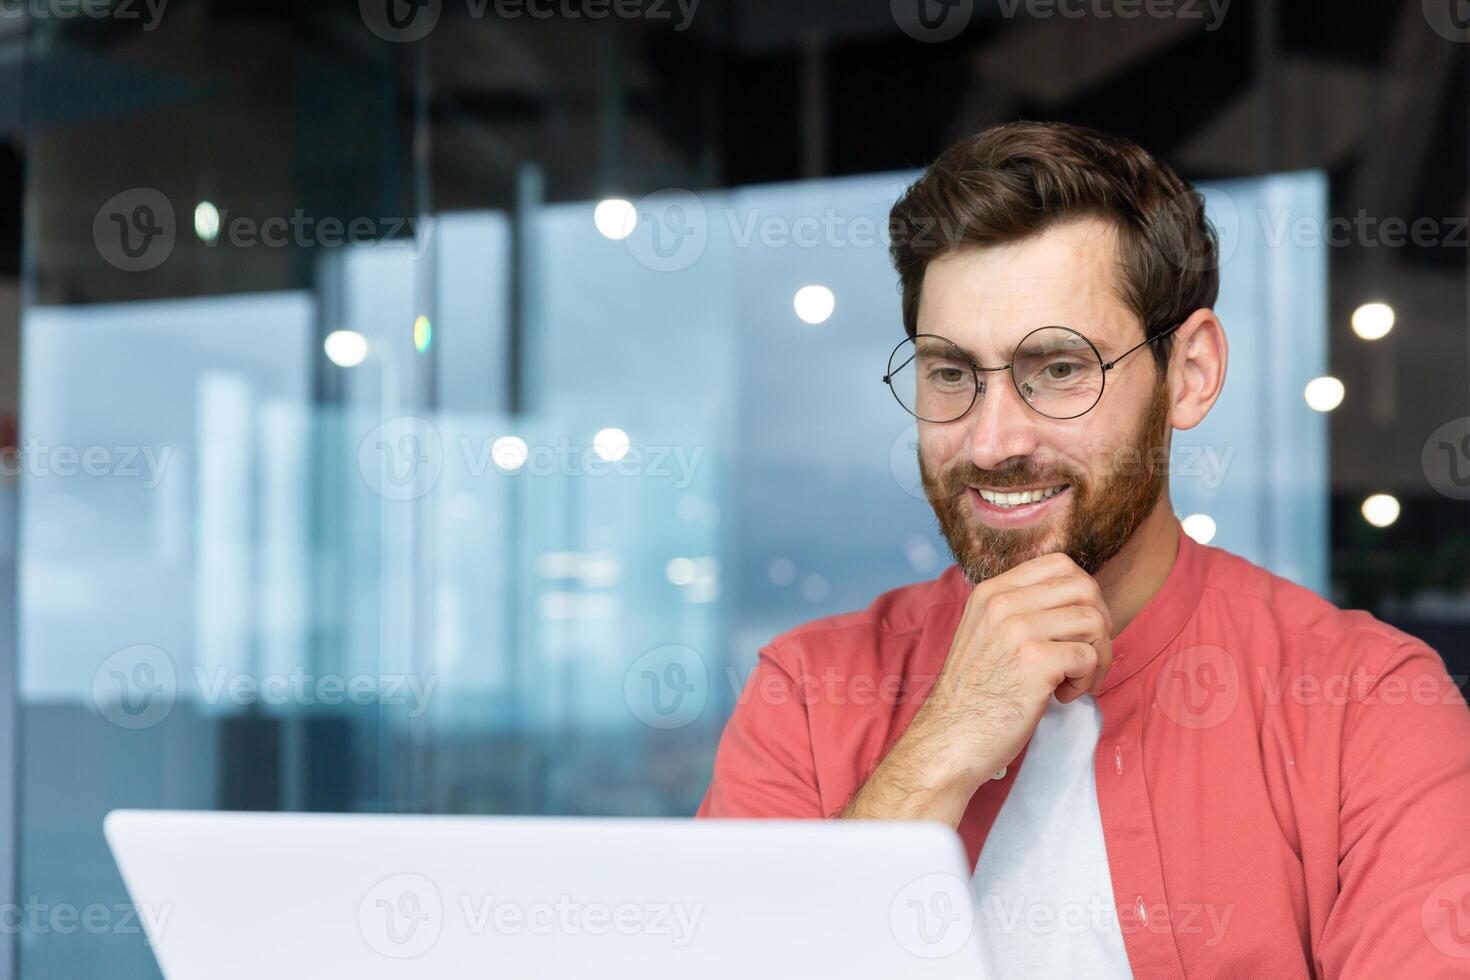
[882,320,1184,422]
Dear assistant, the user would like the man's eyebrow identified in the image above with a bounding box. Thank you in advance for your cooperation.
[915,335,1001,367]
[914,336,963,356]
[920,326,1131,363]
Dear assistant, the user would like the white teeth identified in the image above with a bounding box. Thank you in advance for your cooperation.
[977,485,1066,508]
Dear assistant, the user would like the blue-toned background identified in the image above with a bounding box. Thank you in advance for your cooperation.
[17,169,1327,977]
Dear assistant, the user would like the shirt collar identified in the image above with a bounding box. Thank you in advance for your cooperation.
[931,521,1207,695]
[1098,523,1206,694]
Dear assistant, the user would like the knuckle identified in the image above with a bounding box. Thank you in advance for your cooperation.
[984,591,1014,622]
[999,616,1030,649]
[1048,556,1072,575]
[1016,639,1044,661]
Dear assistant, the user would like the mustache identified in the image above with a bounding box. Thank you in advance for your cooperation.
[923,457,1081,500]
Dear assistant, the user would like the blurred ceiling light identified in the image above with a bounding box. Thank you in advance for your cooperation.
[794,284,836,325]
[1181,513,1218,545]
[194,201,220,243]
[903,534,938,572]
[676,494,709,522]
[492,435,529,472]
[767,558,796,587]
[580,555,623,588]
[686,579,719,604]
[594,198,637,241]
[668,556,719,602]
[323,330,368,368]
[535,551,621,587]
[1350,302,1394,340]
[1303,376,1345,412]
[593,427,630,462]
[1361,493,1400,528]
[413,315,432,354]
[536,552,584,579]
[666,558,697,586]
[538,591,619,621]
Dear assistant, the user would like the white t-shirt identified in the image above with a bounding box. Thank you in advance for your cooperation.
[970,694,1135,978]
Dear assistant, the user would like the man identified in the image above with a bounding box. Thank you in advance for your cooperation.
[696,121,1470,977]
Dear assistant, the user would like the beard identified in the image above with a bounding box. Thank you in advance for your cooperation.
[919,377,1172,584]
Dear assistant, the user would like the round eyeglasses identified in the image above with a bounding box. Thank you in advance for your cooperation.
[882,322,1182,422]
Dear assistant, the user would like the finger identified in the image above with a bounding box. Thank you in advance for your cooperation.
[1013,614,1111,695]
[984,551,1085,591]
[1059,644,1114,699]
[1001,603,1112,649]
[1051,641,1104,702]
[978,576,1104,629]
[1024,575,1115,636]
[1055,678,1089,703]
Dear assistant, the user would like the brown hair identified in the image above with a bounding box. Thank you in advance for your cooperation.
[888,120,1219,371]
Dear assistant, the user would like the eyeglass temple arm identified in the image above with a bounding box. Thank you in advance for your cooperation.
[1101,321,1184,372]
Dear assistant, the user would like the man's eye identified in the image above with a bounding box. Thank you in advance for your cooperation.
[929,367,967,385]
[1044,361,1077,380]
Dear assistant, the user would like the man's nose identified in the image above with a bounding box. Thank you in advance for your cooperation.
[965,373,1041,472]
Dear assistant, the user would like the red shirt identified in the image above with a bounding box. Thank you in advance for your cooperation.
[696,526,1470,977]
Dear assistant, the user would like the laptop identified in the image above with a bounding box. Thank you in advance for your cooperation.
[105,810,987,979]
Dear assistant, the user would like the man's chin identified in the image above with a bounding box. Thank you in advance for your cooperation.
[956,523,1070,582]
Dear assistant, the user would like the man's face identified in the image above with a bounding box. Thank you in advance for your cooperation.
[914,218,1174,584]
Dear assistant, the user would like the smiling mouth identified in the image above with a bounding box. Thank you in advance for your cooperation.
[972,484,1070,510]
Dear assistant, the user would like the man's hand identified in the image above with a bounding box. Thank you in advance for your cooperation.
[839,552,1114,826]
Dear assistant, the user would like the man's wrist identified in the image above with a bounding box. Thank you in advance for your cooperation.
[904,739,984,813]
[844,716,981,823]
[905,697,991,793]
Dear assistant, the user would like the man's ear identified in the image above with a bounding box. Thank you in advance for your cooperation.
[1167,308,1227,431]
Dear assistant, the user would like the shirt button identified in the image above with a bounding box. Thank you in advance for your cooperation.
[1135,896,1147,924]
[992,766,1007,781]
[1114,745,1124,775]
